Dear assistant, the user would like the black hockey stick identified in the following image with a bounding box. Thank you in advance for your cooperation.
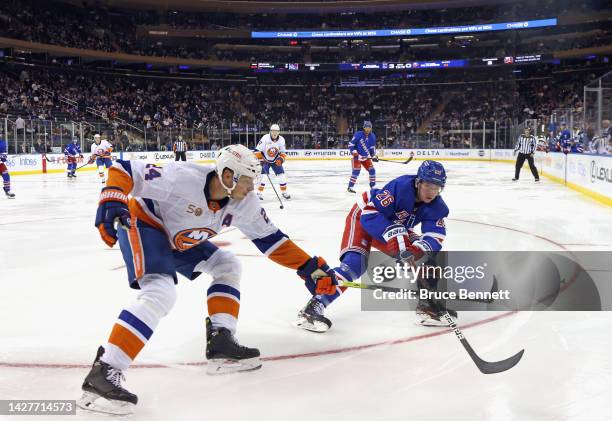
[265,172,284,209]
[377,156,414,165]
[75,161,92,171]
[339,280,523,373]
[442,312,524,374]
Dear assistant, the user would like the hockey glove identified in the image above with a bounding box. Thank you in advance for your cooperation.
[95,187,131,247]
[351,150,359,159]
[371,155,379,162]
[382,224,425,264]
[274,156,285,166]
[297,256,338,295]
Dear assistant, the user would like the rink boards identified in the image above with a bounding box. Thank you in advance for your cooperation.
[4,148,611,205]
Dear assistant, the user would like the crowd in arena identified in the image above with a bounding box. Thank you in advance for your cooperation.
[0,0,608,64]
[0,62,609,154]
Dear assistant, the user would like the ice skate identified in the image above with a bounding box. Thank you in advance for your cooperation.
[206,317,261,375]
[77,346,137,415]
[295,297,332,333]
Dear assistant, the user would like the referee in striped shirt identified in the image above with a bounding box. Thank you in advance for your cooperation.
[513,127,540,182]
[173,135,188,161]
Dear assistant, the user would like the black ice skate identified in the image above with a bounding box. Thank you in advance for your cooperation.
[295,297,332,333]
[282,192,291,200]
[415,299,458,327]
[77,346,138,415]
[206,317,261,375]
[347,187,356,194]
[5,191,15,199]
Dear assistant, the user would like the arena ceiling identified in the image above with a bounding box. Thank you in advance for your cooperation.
[63,0,517,13]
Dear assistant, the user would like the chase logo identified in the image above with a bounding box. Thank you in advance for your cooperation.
[174,228,217,250]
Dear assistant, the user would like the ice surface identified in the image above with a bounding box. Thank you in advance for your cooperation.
[1,160,611,420]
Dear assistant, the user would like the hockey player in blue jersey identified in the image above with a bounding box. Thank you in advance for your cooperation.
[0,138,15,198]
[556,123,572,154]
[297,160,450,332]
[347,121,378,193]
[64,137,83,178]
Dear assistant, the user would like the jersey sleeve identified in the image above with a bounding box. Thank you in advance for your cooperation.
[254,138,265,160]
[106,160,175,201]
[369,134,377,156]
[348,133,359,153]
[415,200,449,253]
[233,194,311,270]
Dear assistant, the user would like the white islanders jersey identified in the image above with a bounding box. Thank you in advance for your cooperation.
[91,140,113,157]
[116,161,285,253]
[256,134,286,163]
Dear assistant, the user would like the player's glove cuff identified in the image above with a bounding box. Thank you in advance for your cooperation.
[297,256,338,296]
[99,187,128,205]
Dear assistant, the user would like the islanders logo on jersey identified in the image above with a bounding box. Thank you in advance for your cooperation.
[174,227,217,250]
[266,147,279,161]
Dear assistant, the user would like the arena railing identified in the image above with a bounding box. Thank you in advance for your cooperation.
[2,117,518,154]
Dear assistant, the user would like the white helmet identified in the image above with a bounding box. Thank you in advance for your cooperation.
[93,133,101,142]
[270,124,280,140]
[215,144,261,194]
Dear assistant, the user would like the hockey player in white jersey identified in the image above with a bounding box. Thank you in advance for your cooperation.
[255,124,291,200]
[89,134,113,183]
[78,144,337,415]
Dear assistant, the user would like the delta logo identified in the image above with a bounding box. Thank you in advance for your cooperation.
[174,228,217,250]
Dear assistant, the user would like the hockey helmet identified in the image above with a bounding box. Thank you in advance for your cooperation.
[215,144,261,194]
[363,121,373,129]
[416,160,446,187]
[270,124,280,139]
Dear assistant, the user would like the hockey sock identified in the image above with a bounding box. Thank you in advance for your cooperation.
[368,168,376,187]
[102,274,176,370]
[316,251,367,307]
[2,171,10,192]
[348,169,360,188]
[278,173,287,191]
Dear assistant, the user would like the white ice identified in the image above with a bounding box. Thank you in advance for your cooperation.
[1,159,611,420]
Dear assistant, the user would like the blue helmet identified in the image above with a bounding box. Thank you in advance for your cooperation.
[416,160,446,187]
[363,121,372,128]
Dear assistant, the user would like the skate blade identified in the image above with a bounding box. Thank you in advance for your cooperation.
[415,314,454,327]
[77,391,135,416]
[206,357,262,375]
[294,315,330,333]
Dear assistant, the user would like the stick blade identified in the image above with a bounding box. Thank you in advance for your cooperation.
[461,338,524,374]
[476,349,525,375]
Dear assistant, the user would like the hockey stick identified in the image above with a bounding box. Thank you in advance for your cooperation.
[377,156,414,165]
[338,279,523,374]
[442,312,524,374]
[265,172,284,210]
[75,161,92,171]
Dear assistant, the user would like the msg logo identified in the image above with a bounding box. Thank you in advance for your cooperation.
[174,228,217,250]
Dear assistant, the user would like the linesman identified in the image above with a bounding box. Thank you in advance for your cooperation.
[173,135,188,161]
[513,127,539,182]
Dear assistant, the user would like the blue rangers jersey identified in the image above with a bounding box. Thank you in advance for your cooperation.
[360,175,449,253]
[64,142,82,157]
[556,129,572,152]
[0,139,7,162]
[349,130,376,159]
